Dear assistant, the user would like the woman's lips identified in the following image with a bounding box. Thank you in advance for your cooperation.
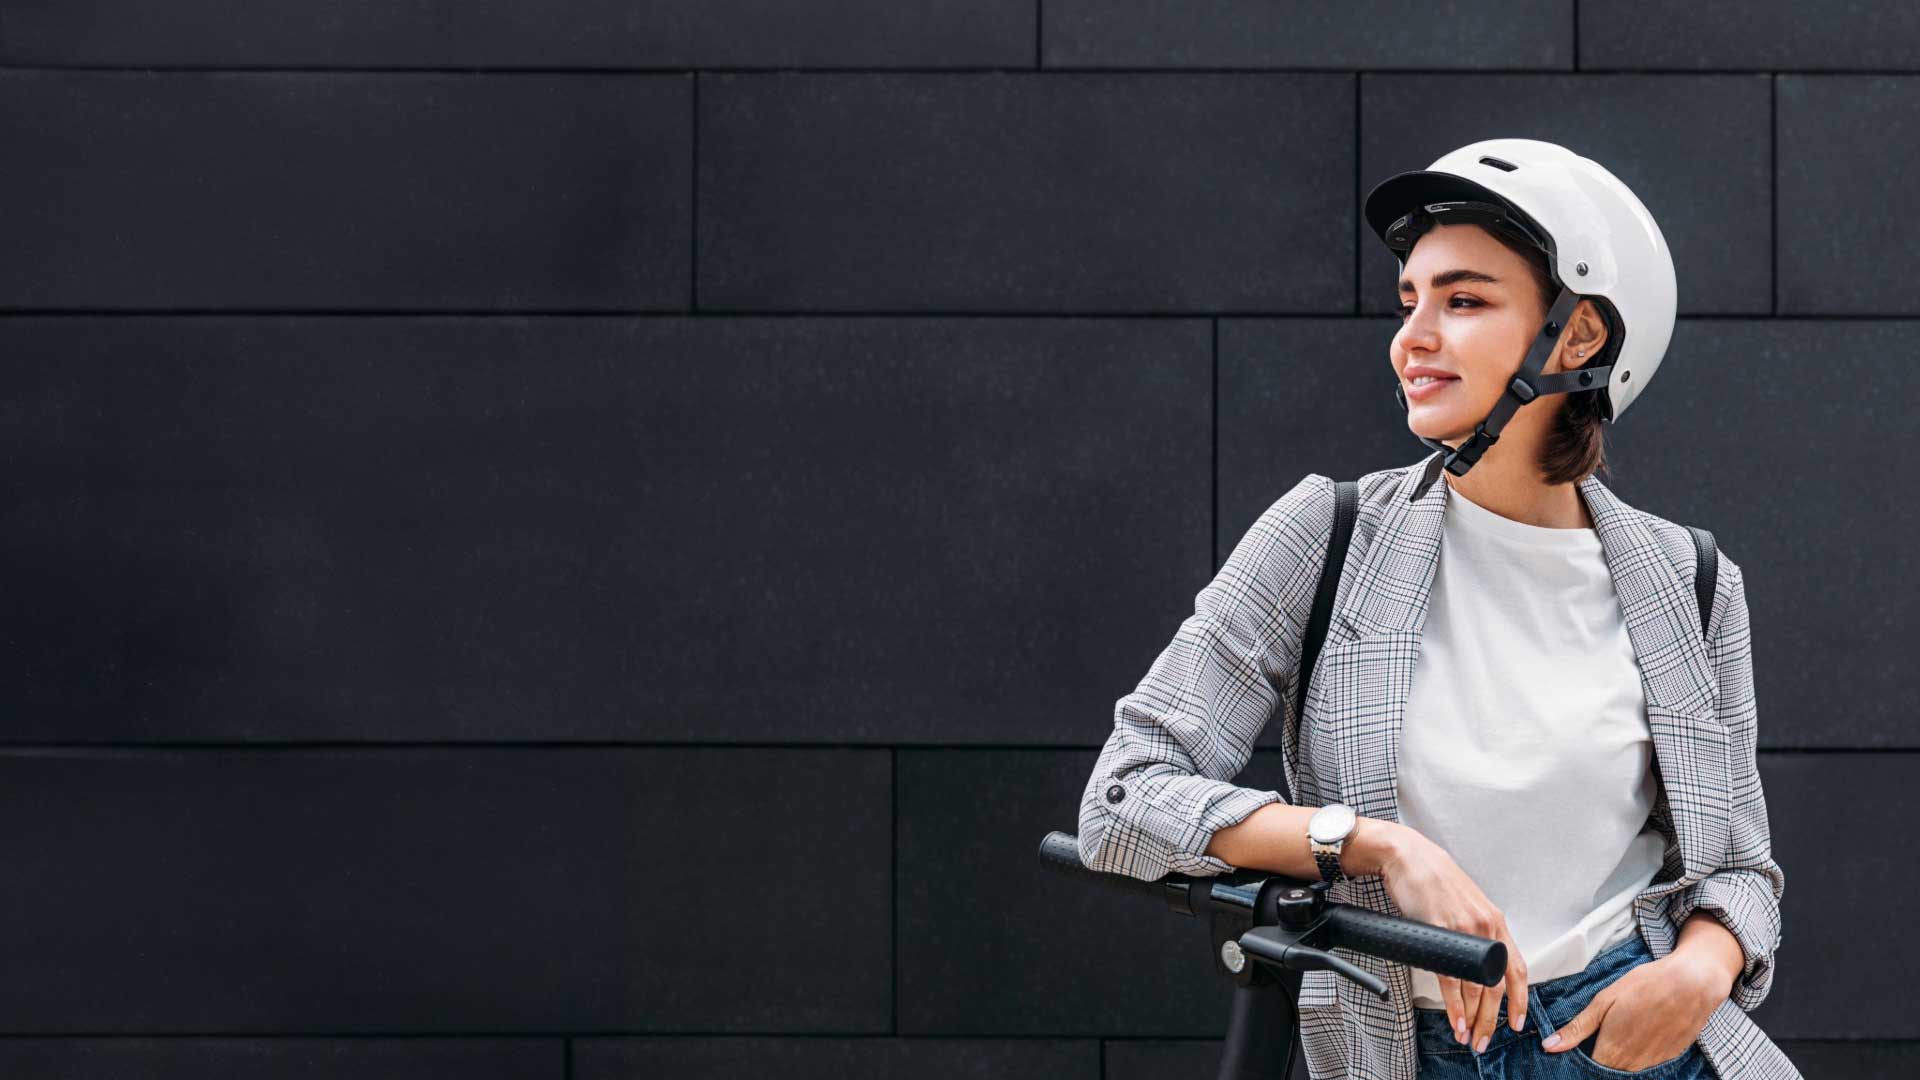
[1405,375,1459,402]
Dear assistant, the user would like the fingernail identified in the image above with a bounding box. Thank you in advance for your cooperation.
[1454,1018,1466,1042]
[1474,1035,1489,1054]
[1542,1033,1562,1049]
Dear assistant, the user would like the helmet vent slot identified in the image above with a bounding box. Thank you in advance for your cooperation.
[1478,156,1518,172]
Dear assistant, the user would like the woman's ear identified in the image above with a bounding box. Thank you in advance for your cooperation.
[1560,299,1609,368]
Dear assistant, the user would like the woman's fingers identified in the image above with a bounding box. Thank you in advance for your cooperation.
[1470,969,1503,1053]
[1504,937,1530,1032]
[1438,975,1469,1045]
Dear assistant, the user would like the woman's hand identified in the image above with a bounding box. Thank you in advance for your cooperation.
[1377,828,1530,1054]
[1540,951,1724,1069]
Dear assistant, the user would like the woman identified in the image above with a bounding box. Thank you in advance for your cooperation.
[1077,140,1797,1080]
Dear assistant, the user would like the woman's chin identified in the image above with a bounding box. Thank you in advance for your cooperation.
[1407,415,1468,445]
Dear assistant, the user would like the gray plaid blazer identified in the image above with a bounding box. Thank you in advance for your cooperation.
[1078,452,1797,1080]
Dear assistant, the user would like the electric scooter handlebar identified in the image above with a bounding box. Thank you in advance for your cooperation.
[1037,829,1180,902]
[1317,903,1507,988]
[1038,829,1505,993]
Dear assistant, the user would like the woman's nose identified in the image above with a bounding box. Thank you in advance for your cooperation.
[1397,309,1440,349]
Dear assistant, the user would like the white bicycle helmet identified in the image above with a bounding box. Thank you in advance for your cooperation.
[1362,138,1677,501]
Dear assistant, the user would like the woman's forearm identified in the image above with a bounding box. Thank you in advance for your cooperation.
[1204,801,1405,881]
[1211,804,1746,1006]
[1671,909,1744,1000]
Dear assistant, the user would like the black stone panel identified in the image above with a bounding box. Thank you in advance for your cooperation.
[0,316,1208,744]
[0,71,688,311]
[575,1037,1095,1079]
[896,748,1287,1035]
[0,747,889,1032]
[1107,1038,1307,1080]
[1359,75,1771,316]
[700,73,1354,313]
[0,1,1036,69]
[1581,3,1920,71]
[1216,316,1432,571]
[1046,0,1571,70]
[1754,753,1912,1040]
[1772,1041,1920,1078]
[1776,76,1920,315]
[0,1039,559,1078]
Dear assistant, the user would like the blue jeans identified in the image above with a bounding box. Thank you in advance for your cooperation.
[1414,932,1718,1079]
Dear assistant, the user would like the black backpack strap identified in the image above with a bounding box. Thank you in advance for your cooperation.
[1685,524,1718,640]
[1294,480,1359,756]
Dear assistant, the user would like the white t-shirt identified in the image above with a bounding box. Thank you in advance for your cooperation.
[1396,478,1667,1010]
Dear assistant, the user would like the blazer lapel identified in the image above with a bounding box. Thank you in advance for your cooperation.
[1578,469,1729,881]
[1316,452,1728,881]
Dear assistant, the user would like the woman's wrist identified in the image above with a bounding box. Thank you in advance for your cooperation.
[1341,815,1405,878]
[1671,911,1743,1003]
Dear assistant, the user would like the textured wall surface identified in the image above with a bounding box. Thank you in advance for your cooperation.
[0,2,1909,1077]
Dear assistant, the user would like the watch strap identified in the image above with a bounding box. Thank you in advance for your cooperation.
[1312,842,1346,883]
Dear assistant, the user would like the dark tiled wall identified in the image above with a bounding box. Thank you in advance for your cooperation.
[0,3,1905,1077]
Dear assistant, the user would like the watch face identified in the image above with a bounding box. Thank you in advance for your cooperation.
[1310,803,1356,843]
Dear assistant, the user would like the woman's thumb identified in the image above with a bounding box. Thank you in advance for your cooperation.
[1541,992,1606,1052]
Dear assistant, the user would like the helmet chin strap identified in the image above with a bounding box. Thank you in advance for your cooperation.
[1400,283,1610,503]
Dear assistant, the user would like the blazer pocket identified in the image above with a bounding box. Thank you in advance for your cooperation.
[1300,629,1422,804]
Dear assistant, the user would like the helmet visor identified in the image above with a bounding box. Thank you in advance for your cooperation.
[1363,168,1558,264]
[1381,199,1556,264]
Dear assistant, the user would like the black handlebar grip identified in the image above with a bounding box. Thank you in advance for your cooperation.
[1321,904,1507,986]
[1037,830,1173,902]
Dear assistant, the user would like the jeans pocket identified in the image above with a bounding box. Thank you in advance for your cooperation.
[1568,1032,1700,1079]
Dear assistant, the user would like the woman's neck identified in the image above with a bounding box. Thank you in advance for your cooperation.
[1441,453,1593,530]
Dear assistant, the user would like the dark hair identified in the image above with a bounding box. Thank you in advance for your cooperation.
[1481,227,1615,486]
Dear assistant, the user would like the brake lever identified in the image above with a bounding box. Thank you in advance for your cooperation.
[1236,924,1391,999]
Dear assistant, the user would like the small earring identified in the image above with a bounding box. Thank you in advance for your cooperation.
[1576,350,1586,357]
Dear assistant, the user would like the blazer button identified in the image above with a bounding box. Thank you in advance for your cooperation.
[1106,783,1126,804]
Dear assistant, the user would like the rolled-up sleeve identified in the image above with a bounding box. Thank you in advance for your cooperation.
[1668,557,1786,1011]
[1077,472,1335,881]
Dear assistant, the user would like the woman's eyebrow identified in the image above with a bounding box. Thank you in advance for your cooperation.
[1398,268,1501,292]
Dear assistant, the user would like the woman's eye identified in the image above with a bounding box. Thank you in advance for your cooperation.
[1396,297,1482,319]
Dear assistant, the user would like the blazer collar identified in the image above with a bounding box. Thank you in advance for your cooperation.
[1337,451,1716,718]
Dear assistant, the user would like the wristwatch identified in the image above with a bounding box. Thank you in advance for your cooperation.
[1307,802,1359,884]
